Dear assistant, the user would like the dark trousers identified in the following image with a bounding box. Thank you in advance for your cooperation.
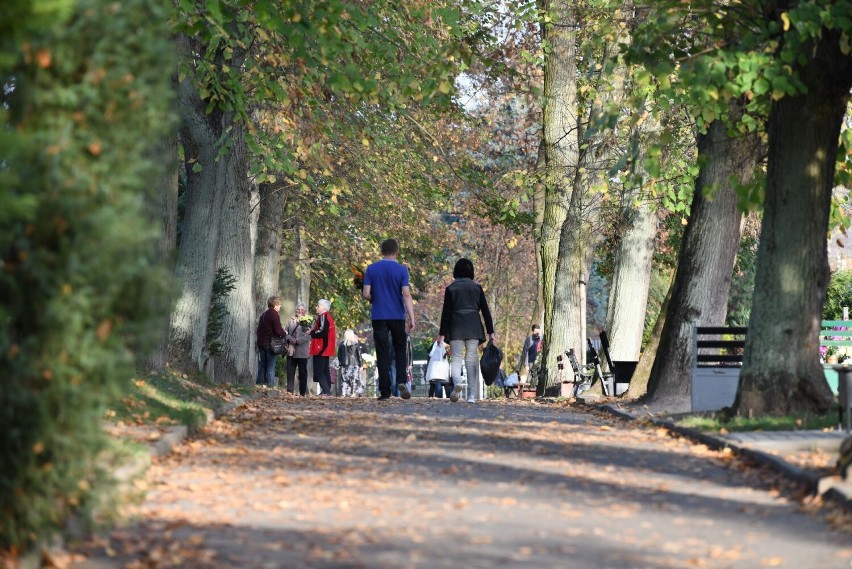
[373,319,408,398]
[287,357,308,395]
[313,355,332,395]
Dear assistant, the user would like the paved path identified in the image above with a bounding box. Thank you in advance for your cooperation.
[75,393,852,568]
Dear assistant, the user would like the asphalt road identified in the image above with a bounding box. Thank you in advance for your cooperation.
[75,392,852,568]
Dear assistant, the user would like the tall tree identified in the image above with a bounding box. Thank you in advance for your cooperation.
[737,2,852,414]
[646,109,760,401]
[537,0,580,387]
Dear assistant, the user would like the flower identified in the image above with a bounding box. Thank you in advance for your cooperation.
[298,314,313,327]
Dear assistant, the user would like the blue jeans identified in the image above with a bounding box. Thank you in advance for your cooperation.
[257,347,277,386]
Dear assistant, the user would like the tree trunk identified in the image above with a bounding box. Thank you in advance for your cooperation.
[542,186,588,395]
[280,219,310,316]
[627,278,673,399]
[537,0,579,392]
[737,34,851,415]
[646,111,759,402]
[605,200,658,362]
[211,128,256,384]
[254,182,287,316]
[532,140,547,327]
[168,57,232,372]
[543,9,630,391]
[142,134,179,373]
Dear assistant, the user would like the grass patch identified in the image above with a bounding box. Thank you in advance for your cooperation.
[676,412,839,433]
[106,370,251,430]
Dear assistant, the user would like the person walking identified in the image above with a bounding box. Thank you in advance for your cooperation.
[362,238,416,400]
[284,302,312,396]
[309,299,336,396]
[437,259,495,403]
[338,329,365,397]
[256,296,287,387]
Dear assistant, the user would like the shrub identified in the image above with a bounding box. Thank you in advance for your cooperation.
[0,0,175,550]
[823,269,852,321]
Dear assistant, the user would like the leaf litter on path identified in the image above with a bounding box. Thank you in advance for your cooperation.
[67,392,852,569]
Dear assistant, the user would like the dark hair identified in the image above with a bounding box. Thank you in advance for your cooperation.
[380,239,399,256]
[531,324,540,332]
[453,258,475,279]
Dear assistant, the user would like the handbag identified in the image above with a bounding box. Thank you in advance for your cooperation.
[270,335,286,355]
[286,342,296,357]
[262,311,287,355]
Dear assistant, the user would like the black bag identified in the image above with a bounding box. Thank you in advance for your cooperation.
[262,311,287,355]
[270,335,286,355]
[480,340,503,386]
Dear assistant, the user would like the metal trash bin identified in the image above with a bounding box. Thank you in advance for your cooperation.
[833,364,852,433]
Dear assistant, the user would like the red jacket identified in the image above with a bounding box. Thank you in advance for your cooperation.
[309,312,336,357]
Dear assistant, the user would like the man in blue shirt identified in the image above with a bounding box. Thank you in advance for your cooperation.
[363,239,416,400]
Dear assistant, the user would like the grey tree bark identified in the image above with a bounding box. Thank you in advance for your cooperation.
[737,31,851,415]
[254,182,288,316]
[537,0,579,390]
[169,37,248,376]
[604,200,658,362]
[211,138,256,384]
[280,218,310,317]
[646,109,760,402]
[169,57,230,372]
[542,5,630,392]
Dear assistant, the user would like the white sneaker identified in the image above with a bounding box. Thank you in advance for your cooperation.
[466,397,475,404]
[450,385,462,402]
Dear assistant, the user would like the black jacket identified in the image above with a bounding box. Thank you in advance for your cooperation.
[438,278,494,343]
[338,342,363,367]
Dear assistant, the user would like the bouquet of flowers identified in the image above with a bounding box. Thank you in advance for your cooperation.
[298,314,313,331]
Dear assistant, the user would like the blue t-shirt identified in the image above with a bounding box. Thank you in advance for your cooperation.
[364,258,410,320]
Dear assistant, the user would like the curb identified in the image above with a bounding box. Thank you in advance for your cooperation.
[148,392,258,458]
[598,402,852,514]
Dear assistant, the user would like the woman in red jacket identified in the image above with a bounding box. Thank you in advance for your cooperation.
[309,298,336,396]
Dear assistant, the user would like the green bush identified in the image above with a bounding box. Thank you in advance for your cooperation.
[0,0,175,550]
[823,269,852,321]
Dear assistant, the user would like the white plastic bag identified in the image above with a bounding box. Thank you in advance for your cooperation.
[426,342,449,381]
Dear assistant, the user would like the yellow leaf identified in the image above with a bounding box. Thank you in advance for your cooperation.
[780,12,790,31]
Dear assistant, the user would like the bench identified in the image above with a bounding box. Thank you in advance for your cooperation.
[691,323,847,412]
[691,326,746,412]
[820,320,852,393]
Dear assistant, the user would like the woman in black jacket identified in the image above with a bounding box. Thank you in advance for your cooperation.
[437,258,495,403]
